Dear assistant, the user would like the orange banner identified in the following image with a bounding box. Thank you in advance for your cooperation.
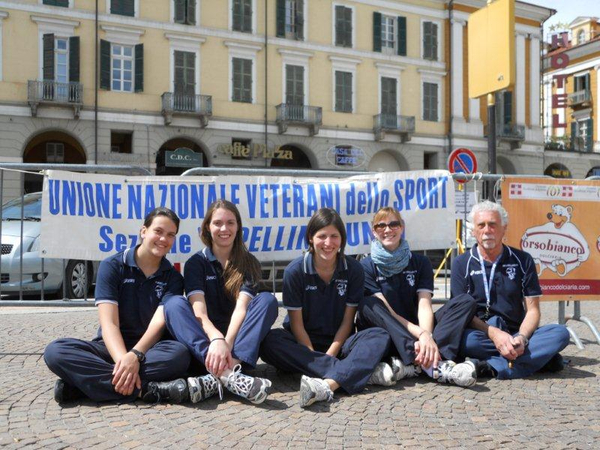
[502,177,600,300]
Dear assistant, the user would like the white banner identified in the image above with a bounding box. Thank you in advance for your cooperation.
[40,170,456,264]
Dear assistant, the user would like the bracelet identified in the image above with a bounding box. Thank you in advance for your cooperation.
[210,337,226,343]
[514,333,529,347]
[418,330,429,339]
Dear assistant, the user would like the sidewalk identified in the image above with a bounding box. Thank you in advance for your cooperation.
[1,300,599,449]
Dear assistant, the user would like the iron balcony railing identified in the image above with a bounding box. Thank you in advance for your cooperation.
[374,114,416,133]
[27,80,83,117]
[568,90,591,106]
[161,93,212,126]
[276,104,322,125]
[497,123,526,140]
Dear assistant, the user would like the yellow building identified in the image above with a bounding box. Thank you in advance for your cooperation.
[543,16,600,178]
[0,0,556,198]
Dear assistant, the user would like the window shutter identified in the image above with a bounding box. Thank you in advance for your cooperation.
[135,44,143,93]
[276,0,285,37]
[295,0,304,40]
[344,7,352,47]
[186,52,196,95]
[69,36,80,83]
[397,16,407,56]
[232,58,240,101]
[243,0,252,32]
[584,72,590,91]
[335,6,344,46]
[174,51,184,94]
[586,118,593,151]
[423,22,431,59]
[504,91,513,125]
[431,23,438,60]
[187,0,196,25]
[45,0,69,6]
[244,59,252,102]
[43,34,55,81]
[100,39,111,90]
[570,121,576,149]
[232,0,241,31]
[373,12,382,52]
[174,0,185,23]
[123,0,135,16]
[335,72,342,112]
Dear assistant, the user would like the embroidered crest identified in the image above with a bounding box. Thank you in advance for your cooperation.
[406,273,416,287]
[155,281,167,299]
[336,280,347,297]
[506,267,516,281]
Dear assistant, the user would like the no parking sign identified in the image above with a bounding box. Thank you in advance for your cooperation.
[448,148,478,183]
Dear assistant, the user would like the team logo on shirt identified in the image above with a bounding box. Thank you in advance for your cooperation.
[305,285,317,291]
[335,280,347,297]
[406,273,416,287]
[470,269,483,276]
[123,278,135,284]
[206,275,217,281]
[506,267,516,280]
[154,281,167,299]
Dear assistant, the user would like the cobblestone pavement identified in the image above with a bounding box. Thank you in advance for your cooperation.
[1,300,599,449]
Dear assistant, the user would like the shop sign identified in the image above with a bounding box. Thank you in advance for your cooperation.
[218,143,293,160]
[326,145,366,168]
[165,148,202,168]
[550,167,572,178]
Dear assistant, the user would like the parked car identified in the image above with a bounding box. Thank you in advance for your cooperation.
[0,192,96,298]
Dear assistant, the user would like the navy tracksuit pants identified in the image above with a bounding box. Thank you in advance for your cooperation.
[163,292,278,370]
[259,327,391,394]
[43,338,190,402]
[357,293,478,365]
[459,315,570,379]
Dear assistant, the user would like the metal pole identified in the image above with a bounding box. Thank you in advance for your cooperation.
[486,92,496,199]
[94,0,99,165]
[264,0,268,167]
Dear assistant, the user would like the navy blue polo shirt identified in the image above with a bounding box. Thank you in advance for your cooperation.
[94,246,184,347]
[282,253,364,343]
[361,253,434,325]
[451,244,542,332]
[184,247,257,333]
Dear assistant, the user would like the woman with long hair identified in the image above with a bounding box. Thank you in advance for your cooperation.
[357,206,478,387]
[44,207,191,404]
[260,208,393,407]
[163,199,278,404]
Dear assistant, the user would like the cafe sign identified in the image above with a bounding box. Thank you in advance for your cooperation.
[165,148,202,168]
[218,143,293,160]
[326,145,366,168]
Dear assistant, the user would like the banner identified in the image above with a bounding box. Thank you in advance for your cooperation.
[40,170,456,264]
[502,177,600,300]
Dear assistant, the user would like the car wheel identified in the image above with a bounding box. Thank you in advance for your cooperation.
[64,260,92,298]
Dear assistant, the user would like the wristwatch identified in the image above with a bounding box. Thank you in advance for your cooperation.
[130,348,146,363]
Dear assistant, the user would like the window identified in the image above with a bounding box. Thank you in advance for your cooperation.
[174,0,196,25]
[424,152,438,170]
[574,73,590,92]
[110,0,135,17]
[495,90,512,126]
[381,77,397,117]
[111,131,133,154]
[43,0,69,7]
[276,0,304,40]
[423,82,438,121]
[46,143,65,163]
[232,57,252,103]
[111,45,134,92]
[571,119,593,151]
[335,5,352,48]
[423,21,439,61]
[285,65,304,106]
[577,29,586,44]
[373,13,406,56]
[335,71,352,113]
[232,0,252,33]
[54,38,68,84]
[174,50,196,95]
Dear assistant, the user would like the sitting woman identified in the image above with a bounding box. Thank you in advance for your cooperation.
[260,208,393,408]
[44,207,191,404]
[163,199,278,405]
[357,206,478,387]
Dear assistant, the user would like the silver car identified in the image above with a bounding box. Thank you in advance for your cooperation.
[1,192,95,298]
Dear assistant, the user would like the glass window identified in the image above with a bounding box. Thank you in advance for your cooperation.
[112,44,134,92]
[55,38,68,84]
[232,0,252,33]
[423,21,438,61]
[335,71,352,113]
[335,5,352,48]
[423,82,438,121]
[285,65,304,106]
[382,16,396,51]
[285,0,297,34]
[232,57,252,103]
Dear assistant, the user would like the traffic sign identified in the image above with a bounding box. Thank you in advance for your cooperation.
[448,148,478,183]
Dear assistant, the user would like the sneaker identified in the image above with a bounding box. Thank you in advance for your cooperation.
[389,357,422,381]
[299,375,334,408]
[187,373,222,403]
[53,379,84,404]
[142,379,189,404]
[367,362,396,386]
[434,360,477,387]
[540,353,566,373]
[223,364,272,404]
[466,358,497,378]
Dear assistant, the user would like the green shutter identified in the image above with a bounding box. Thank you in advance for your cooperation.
[397,16,407,56]
[373,12,382,52]
[344,7,352,47]
[276,0,285,37]
[134,44,143,93]
[586,118,593,151]
[174,51,184,94]
[423,22,431,59]
[187,0,196,25]
[295,0,304,40]
[570,122,576,150]
[243,0,252,32]
[43,34,55,81]
[100,39,111,90]
[44,0,69,6]
[335,6,343,46]
[174,0,185,23]
[244,59,252,102]
[431,23,438,61]
[69,36,80,83]
[504,91,513,125]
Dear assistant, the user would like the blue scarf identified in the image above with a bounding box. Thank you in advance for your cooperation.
[370,238,411,278]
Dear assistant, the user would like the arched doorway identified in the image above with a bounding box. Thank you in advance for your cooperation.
[368,150,408,172]
[544,163,572,179]
[156,138,208,175]
[586,166,600,178]
[270,144,312,168]
[496,156,517,175]
[23,130,86,193]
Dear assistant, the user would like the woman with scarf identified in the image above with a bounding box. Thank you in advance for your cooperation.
[357,207,479,387]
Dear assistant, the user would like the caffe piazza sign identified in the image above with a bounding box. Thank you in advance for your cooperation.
[218,142,293,160]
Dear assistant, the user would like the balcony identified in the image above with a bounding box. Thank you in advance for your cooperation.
[373,114,415,142]
[485,123,526,149]
[568,90,591,107]
[276,104,322,136]
[161,93,212,126]
[27,80,83,118]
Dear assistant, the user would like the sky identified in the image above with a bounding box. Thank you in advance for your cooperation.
[528,0,600,33]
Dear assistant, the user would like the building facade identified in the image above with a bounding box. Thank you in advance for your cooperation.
[543,16,600,179]
[0,0,559,199]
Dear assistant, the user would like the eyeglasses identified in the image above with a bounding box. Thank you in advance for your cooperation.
[373,221,402,231]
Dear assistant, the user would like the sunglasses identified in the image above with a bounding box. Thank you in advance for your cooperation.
[373,221,402,231]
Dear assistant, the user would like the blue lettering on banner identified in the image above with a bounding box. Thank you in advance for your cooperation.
[99,225,193,255]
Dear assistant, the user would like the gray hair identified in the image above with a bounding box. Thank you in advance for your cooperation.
[468,201,509,226]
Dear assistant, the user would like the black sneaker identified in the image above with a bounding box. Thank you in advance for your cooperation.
[142,379,189,404]
[466,358,497,379]
[540,353,567,373]
[53,379,84,404]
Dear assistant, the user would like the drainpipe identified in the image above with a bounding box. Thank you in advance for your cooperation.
[264,0,269,167]
[447,0,454,159]
[94,0,98,165]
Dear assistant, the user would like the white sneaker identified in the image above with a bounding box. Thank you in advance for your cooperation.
[299,375,334,408]
[390,357,422,381]
[223,364,272,404]
[434,360,477,387]
[368,362,396,386]
[187,373,222,403]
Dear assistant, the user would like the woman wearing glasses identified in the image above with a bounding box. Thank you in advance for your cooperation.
[357,207,479,387]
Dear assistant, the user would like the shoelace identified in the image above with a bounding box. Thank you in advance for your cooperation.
[225,364,253,398]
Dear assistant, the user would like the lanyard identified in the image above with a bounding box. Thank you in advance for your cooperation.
[477,246,502,319]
